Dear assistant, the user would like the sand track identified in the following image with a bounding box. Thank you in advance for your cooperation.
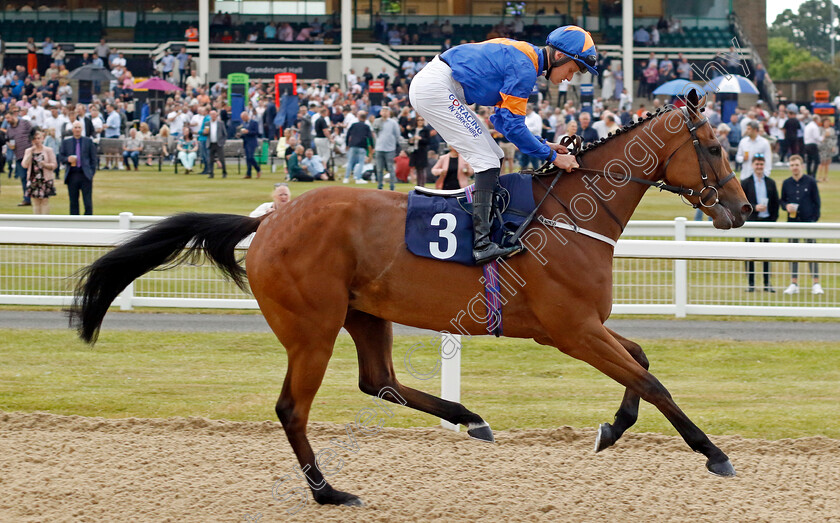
[1,411,839,522]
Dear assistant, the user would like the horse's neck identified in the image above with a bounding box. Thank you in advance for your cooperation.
[559,115,687,241]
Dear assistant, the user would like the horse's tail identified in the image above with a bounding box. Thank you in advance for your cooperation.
[69,212,260,344]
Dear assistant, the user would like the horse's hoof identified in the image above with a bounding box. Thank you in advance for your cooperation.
[706,458,736,477]
[467,422,495,443]
[342,496,364,507]
[594,423,615,453]
[314,488,364,507]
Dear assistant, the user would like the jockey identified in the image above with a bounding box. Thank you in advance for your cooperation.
[409,26,598,265]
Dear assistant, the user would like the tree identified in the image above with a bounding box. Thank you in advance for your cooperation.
[767,37,840,93]
[769,0,840,62]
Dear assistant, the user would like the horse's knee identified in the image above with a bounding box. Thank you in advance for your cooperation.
[621,339,650,370]
[636,374,671,403]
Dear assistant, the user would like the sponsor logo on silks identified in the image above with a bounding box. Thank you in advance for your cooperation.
[447,93,482,138]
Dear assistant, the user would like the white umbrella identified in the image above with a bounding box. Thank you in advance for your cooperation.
[703,74,759,95]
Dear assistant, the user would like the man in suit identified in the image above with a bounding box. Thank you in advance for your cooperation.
[239,111,260,179]
[263,100,277,141]
[739,154,779,292]
[59,121,98,215]
[206,110,227,178]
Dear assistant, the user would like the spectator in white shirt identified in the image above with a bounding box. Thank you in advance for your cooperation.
[346,69,358,90]
[189,106,205,135]
[521,104,544,170]
[736,121,772,180]
[803,115,823,177]
[185,70,203,94]
[167,109,186,137]
[250,183,292,217]
[27,100,47,127]
[739,110,755,137]
[44,104,69,140]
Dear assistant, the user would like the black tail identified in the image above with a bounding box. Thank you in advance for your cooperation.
[69,213,260,344]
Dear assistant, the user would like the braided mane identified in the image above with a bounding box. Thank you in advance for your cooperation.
[578,106,677,156]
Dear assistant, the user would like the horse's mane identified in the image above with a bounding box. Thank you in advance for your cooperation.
[578,106,678,157]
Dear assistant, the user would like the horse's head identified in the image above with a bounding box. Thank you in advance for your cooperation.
[664,89,752,229]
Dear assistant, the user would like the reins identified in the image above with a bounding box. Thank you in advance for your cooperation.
[510,106,737,247]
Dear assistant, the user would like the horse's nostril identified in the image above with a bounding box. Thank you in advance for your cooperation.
[741,203,753,217]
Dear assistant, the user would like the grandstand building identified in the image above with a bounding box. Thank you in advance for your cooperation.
[0,0,768,94]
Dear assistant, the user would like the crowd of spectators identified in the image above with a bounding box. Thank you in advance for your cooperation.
[207,12,342,44]
[1,29,838,220]
[373,15,551,46]
[632,17,685,47]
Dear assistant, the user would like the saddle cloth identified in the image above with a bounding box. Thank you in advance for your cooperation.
[405,172,536,266]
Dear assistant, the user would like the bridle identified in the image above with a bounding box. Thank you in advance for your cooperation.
[658,107,737,209]
[525,106,737,238]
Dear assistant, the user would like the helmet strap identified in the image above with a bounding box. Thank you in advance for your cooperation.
[543,46,573,78]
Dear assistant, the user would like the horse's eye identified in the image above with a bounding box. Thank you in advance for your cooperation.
[709,146,721,156]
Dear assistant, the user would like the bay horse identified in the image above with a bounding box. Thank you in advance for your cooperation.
[70,90,752,507]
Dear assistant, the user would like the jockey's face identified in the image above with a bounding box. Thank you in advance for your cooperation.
[547,51,580,84]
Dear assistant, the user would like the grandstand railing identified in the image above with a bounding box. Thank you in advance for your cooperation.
[1,214,838,317]
[395,44,750,62]
[2,41,402,70]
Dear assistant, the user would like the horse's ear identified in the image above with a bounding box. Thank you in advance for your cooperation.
[686,88,706,120]
[686,88,699,110]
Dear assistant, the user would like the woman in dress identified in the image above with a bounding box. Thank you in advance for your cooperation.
[21,128,58,215]
[409,115,433,187]
[177,128,198,174]
[138,122,155,166]
[158,125,173,162]
[601,64,616,101]
[613,62,624,102]
[817,117,836,183]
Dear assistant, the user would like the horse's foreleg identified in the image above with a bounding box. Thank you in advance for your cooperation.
[556,323,735,477]
[344,309,494,441]
[594,328,650,452]
[273,327,363,507]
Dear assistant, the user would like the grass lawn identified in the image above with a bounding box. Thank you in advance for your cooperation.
[1,329,838,440]
[1,163,840,222]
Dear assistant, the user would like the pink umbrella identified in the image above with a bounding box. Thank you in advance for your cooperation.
[133,77,183,92]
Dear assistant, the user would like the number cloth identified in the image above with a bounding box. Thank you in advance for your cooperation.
[404,172,536,265]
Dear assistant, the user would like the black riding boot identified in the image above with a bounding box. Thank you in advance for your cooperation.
[472,168,519,265]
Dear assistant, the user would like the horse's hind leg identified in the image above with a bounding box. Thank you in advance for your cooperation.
[343,309,493,441]
[595,328,650,453]
[272,320,363,507]
[552,322,735,477]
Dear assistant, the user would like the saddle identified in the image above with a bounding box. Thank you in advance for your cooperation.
[404,136,580,266]
[404,173,535,266]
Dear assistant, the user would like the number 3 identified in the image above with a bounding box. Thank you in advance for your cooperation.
[430,213,457,259]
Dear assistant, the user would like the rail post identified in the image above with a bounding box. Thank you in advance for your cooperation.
[117,212,134,311]
[674,217,688,318]
[440,332,462,432]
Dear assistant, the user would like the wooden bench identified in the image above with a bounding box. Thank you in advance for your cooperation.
[223,140,244,174]
[172,139,246,174]
[97,138,124,156]
[141,140,168,171]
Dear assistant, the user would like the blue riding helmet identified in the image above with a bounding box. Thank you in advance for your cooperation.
[546,26,599,76]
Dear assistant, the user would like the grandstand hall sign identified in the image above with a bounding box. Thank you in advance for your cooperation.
[220,60,327,80]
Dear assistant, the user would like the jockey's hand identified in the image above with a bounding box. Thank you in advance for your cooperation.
[547,142,569,154]
[552,154,578,172]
